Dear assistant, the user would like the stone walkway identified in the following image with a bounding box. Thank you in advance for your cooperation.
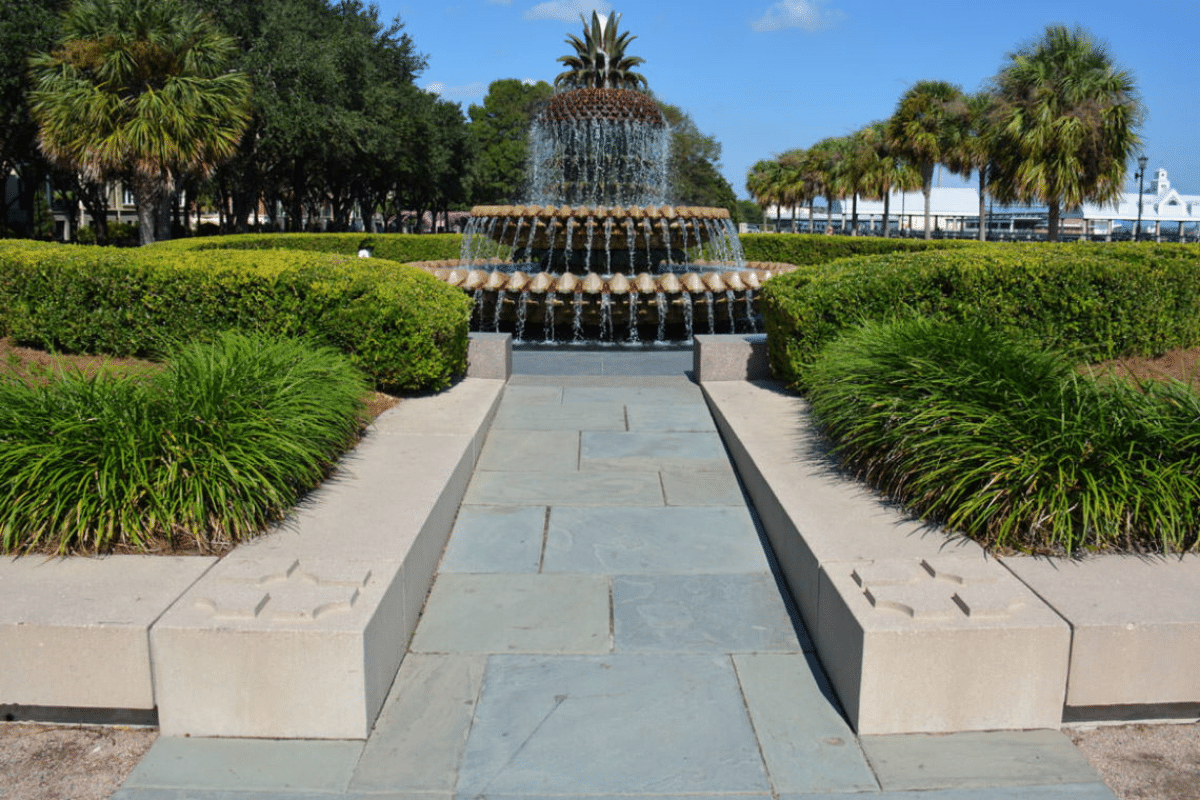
[112,348,1117,799]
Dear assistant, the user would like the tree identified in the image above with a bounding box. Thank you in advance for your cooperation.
[987,25,1143,241]
[746,158,782,228]
[886,80,967,239]
[658,102,737,214]
[854,121,921,237]
[29,0,251,244]
[200,0,429,232]
[468,79,553,205]
[941,91,998,241]
[0,0,70,236]
[555,11,647,91]
[803,138,846,233]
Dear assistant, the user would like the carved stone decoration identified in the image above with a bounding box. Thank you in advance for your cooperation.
[193,559,372,623]
[850,558,1027,623]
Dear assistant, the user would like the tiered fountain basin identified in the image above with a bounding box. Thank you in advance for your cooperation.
[411,256,797,344]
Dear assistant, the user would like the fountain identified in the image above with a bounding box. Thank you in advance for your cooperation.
[411,11,795,343]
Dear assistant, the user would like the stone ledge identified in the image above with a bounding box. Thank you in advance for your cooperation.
[0,556,217,712]
[693,334,770,381]
[151,377,505,739]
[702,378,1200,733]
[0,377,505,739]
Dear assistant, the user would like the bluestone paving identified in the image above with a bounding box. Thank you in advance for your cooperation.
[625,402,717,431]
[579,429,728,472]
[660,466,746,506]
[407,573,611,654]
[543,506,769,573]
[475,428,579,472]
[734,653,878,793]
[112,349,1115,799]
[439,505,546,573]
[613,574,801,653]
[859,729,1107,791]
[350,654,485,793]
[455,654,771,797]
[491,401,626,430]
[120,738,363,792]
[464,469,666,506]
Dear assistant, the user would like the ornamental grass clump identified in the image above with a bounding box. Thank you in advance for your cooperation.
[0,332,369,555]
[806,317,1200,556]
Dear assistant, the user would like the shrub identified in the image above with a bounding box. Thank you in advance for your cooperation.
[806,318,1200,556]
[739,233,974,266]
[0,243,471,392]
[0,332,370,554]
[154,232,464,263]
[760,242,1200,389]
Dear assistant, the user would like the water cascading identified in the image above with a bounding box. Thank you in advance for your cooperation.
[411,10,795,343]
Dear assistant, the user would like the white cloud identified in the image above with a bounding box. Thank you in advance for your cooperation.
[523,1,613,23]
[751,0,841,32]
[425,81,488,100]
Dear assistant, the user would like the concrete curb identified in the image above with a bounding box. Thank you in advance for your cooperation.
[701,375,1200,733]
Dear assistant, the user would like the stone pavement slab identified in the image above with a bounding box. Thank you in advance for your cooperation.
[613,574,801,653]
[625,402,716,431]
[660,467,746,506]
[476,429,579,473]
[408,573,610,654]
[439,505,545,573]
[580,430,728,472]
[734,652,878,794]
[562,385,704,405]
[350,654,485,793]
[544,506,769,573]
[455,654,770,797]
[491,401,625,431]
[859,729,1107,791]
[784,786,1118,800]
[119,737,363,793]
[464,470,665,506]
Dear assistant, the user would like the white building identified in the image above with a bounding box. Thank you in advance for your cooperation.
[1068,168,1200,239]
[761,167,1199,240]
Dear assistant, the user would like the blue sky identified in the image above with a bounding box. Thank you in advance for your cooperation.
[377,0,1199,200]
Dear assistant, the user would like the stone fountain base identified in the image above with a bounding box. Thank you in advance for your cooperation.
[411,260,798,344]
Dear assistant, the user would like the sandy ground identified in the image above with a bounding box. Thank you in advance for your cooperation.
[0,723,157,800]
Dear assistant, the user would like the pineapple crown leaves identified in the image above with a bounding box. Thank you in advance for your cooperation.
[554,11,648,92]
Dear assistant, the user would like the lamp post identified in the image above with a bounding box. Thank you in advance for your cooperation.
[1134,155,1148,241]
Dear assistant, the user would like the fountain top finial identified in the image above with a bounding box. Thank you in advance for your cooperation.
[554,10,648,92]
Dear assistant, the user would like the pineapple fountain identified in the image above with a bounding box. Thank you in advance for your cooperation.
[412,12,794,343]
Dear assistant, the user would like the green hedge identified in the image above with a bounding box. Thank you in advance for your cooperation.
[154,232,464,264]
[760,242,1200,390]
[739,233,976,266]
[0,241,471,392]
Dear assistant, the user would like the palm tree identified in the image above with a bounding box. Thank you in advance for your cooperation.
[886,80,967,239]
[854,122,920,237]
[944,92,997,241]
[29,0,251,244]
[804,138,846,234]
[987,25,1143,242]
[554,11,648,92]
[746,158,781,228]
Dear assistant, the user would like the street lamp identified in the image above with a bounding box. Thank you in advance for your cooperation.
[1134,155,1148,241]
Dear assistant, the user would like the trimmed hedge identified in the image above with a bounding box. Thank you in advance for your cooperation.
[739,233,975,267]
[154,232,464,264]
[760,242,1200,390]
[0,241,471,392]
